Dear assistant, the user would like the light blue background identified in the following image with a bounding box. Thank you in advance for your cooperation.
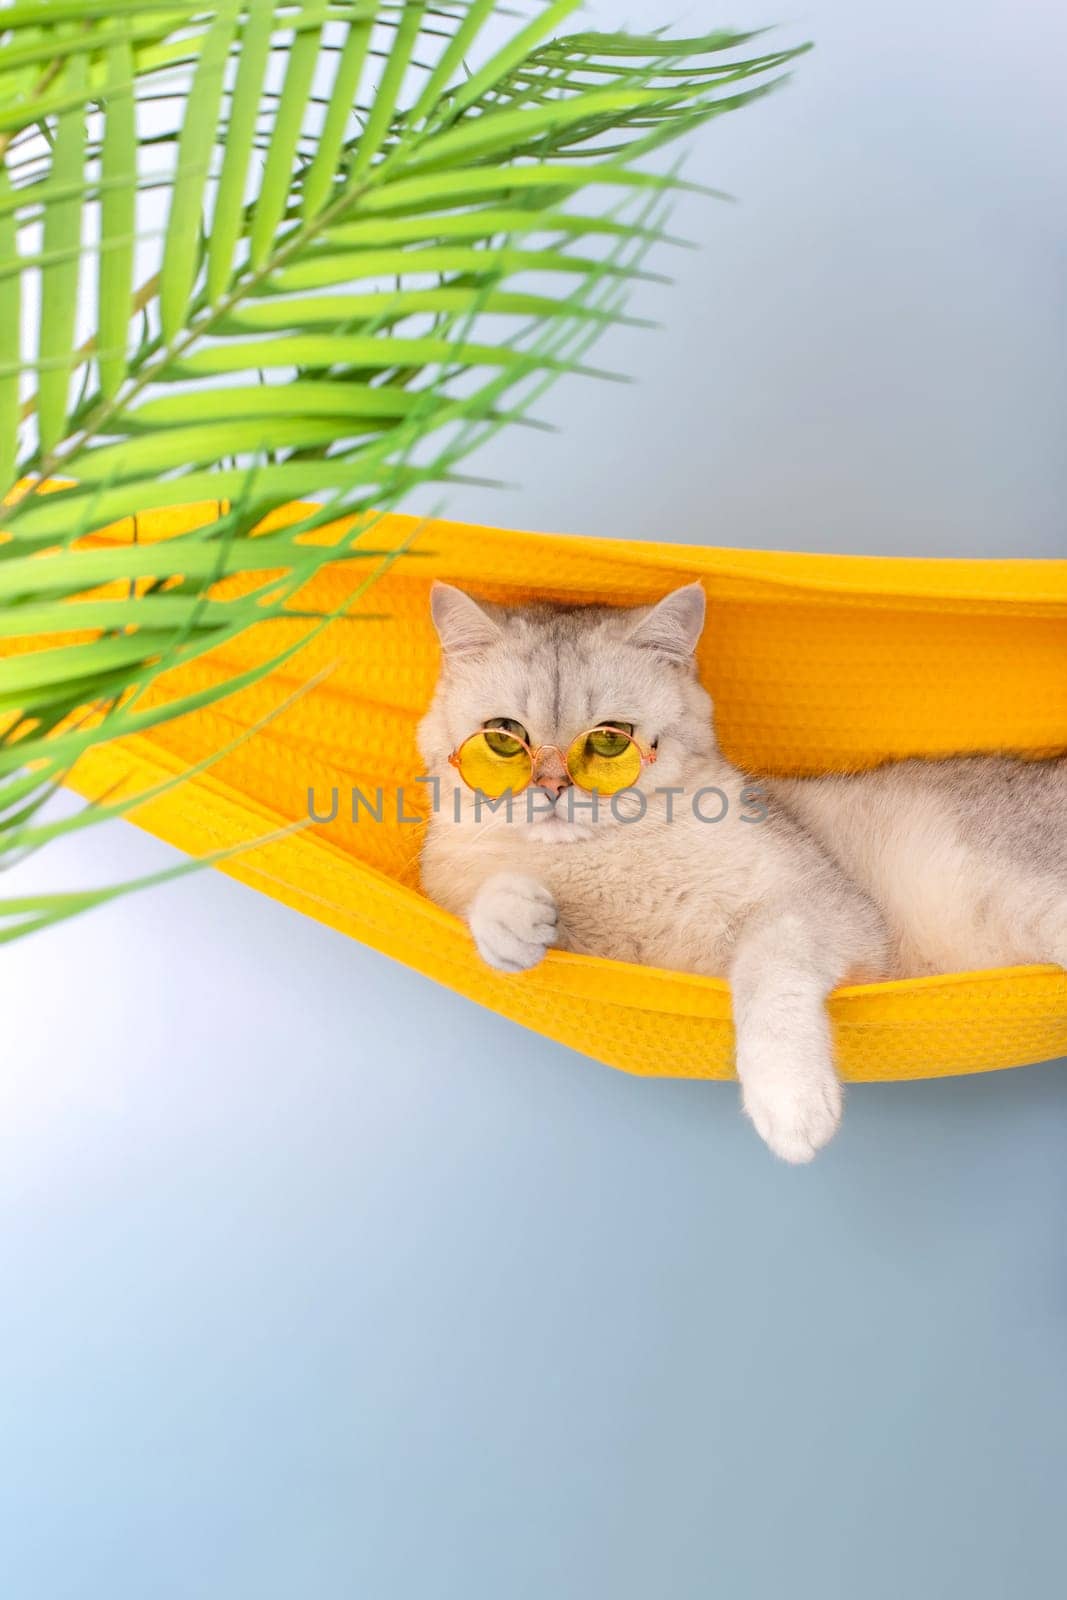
[3,3,1066,1596]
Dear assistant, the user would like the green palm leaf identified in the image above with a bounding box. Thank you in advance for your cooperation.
[0,1,808,939]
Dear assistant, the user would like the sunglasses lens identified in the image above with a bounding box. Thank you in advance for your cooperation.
[457,731,532,798]
[567,730,642,794]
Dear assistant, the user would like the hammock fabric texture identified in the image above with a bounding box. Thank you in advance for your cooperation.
[59,503,1067,1083]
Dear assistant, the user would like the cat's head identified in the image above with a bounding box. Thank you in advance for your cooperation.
[417,581,715,842]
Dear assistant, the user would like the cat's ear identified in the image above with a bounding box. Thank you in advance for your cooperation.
[430,582,501,657]
[626,582,706,660]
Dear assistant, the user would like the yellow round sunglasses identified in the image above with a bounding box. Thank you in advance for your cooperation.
[449,718,657,799]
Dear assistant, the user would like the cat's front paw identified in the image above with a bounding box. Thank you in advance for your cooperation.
[468,873,558,973]
[738,1052,843,1165]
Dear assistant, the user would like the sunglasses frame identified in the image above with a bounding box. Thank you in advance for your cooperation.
[448,725,657,796]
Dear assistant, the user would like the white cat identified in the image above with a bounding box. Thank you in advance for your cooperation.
[417,582,1067,1162]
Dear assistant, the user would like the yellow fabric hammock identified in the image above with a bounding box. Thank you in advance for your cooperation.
[63,502,1067,1084]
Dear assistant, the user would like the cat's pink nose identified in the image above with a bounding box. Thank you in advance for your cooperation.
[536,774,570,799]
[531,749,571,798]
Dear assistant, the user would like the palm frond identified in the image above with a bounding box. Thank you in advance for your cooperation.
[0,1,807,939]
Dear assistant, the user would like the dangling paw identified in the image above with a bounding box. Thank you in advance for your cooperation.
[739,1049,844,1164]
